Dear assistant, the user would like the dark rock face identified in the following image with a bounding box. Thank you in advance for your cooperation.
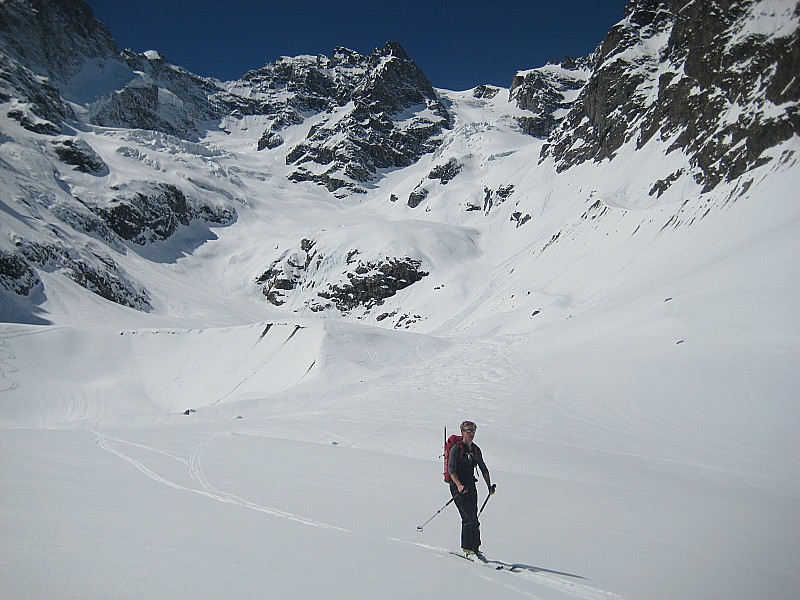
[256,238,429,313]
[354,41,437,113]
[542,0,800,192]
[404,158,463,208]
[0,250,40,296]
[91,81,190,139]
[407,187,429,209]
[257,131,284,150]
[510,211,531,227]
[317,257,428,312]
[89,51,230,140]
[51,138,107,174]
[255,239,317,306]
[428,158,463,185]
[277,42,452,194]
[509,56,594,138]
[0,0,119,84]
[6,241,150,310]
[51,203,123,250]
[473,85,500,99]
[228,43,450,194]
[0,0,103,129]
[6,104,62,135]
[0,62,72,134]
[483,184,515,213]
[90,184,236,245]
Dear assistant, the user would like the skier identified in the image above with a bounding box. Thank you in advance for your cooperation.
[448,420,494,557]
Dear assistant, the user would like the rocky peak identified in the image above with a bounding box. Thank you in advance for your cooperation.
[280,41,452,195]
[233,50,365,115]
[0,0,122,128]
[541,0,800,193]
[378,40,411,61]
[0,0,119,84]
[352,41,438,114]
[88,49,227,139]
[0,0,230,139]
[331,46,365,67]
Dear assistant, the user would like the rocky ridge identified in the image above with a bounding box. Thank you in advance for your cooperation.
[541,0,800,193]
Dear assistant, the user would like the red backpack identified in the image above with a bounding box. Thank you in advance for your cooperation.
[443,432,465,482]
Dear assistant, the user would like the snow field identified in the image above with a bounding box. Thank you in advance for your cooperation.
[1,25,799,598]
[2,269,799,599]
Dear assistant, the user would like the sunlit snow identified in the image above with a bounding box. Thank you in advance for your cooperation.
[1,11,799,600]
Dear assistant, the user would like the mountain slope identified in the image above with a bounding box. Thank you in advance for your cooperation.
[1,1,799,599]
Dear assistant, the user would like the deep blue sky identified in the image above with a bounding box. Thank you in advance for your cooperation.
[86,0,630,91]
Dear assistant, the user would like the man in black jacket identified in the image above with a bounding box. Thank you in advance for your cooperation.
[448,420,494,557]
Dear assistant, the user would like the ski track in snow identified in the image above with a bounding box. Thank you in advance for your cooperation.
[0,331,20,393]
[390,539,624,600]
[94,431,349,532]
[94,430,623,599]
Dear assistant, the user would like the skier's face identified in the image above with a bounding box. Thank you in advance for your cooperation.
[461,426,476,441]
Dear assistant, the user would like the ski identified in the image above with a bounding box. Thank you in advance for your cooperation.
[449,551,504,570]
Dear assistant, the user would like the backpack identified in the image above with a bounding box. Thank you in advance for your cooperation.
[443,433,465,482]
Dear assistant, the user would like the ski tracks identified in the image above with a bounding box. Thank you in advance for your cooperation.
[465,558,623,600]
[391,539,624,600]
[95,432,622,599]
[94,431,349,532]
[0,330,20,394]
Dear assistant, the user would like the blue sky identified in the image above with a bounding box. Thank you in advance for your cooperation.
[86,0,629,91]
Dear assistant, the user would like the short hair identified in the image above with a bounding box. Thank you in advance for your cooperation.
[460,420,477,431]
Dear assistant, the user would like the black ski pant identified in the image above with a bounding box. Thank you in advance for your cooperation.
[450,482,481,551]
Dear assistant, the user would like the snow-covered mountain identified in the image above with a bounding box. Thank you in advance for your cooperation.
[1,1,798,599]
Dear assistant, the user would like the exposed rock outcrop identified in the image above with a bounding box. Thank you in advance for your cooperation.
[2,241,150,310]
[317,257,428,312]
[280,42,452,194]
[51,137,107,174]
[256,238,429,313]
[541,0,800,192]
[510,56,594,138]
[89,184,236,245]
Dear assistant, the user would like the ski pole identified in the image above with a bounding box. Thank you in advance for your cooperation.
[416,492,463,532]
[478,484,496,517]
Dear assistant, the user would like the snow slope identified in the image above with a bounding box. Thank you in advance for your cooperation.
[2,16,800,600]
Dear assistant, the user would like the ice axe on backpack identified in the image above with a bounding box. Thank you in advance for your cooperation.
[478,484,497,517]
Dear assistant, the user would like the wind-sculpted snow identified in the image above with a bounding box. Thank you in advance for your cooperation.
[0,321,328,426]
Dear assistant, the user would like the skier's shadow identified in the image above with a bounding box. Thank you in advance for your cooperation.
[486,558,586,579]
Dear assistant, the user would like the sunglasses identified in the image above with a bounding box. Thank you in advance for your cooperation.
[462,428,476,433]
